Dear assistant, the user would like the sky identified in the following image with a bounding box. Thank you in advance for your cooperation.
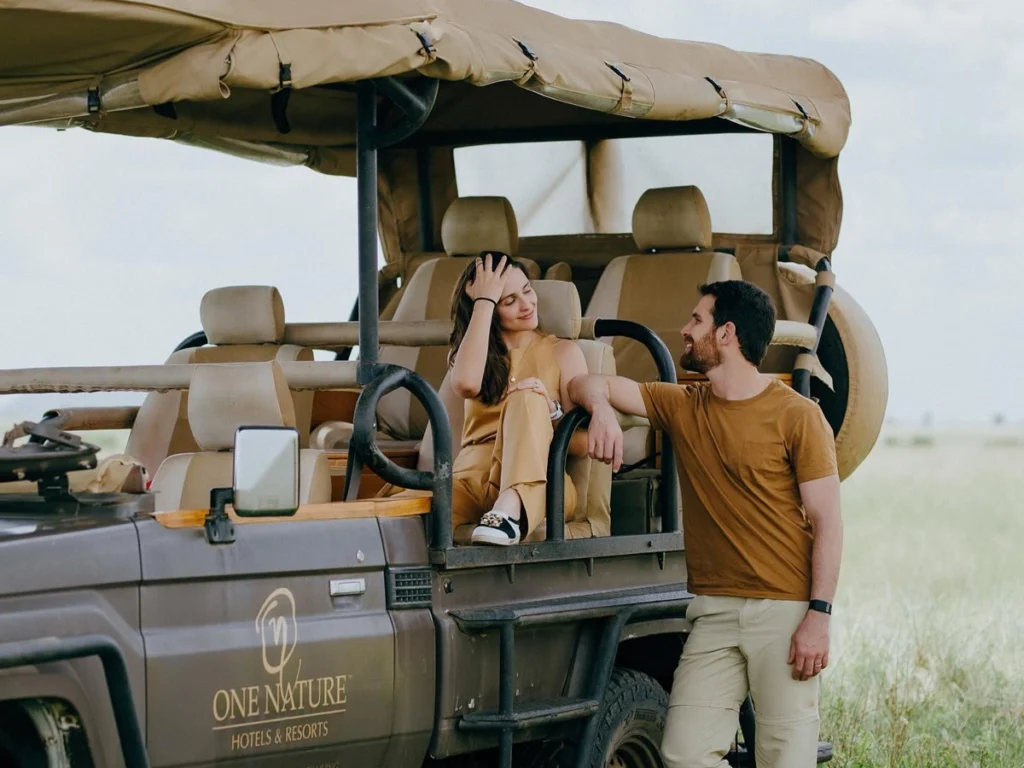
[1,0,1021,426]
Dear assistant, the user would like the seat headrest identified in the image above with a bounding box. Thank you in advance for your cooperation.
[187,361,296,451]
[441,197,519,257]
[632,186,713,252]
[200,286,285,345]
[534,280,582,340]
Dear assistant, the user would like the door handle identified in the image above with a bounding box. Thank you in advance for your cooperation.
[329,578,366,597]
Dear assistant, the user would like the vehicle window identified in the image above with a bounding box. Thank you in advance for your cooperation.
[454,133,774,237]
[605,133,775,235]
[453,141,592,236]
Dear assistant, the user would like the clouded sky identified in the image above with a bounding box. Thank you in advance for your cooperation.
[1,0,1020,425]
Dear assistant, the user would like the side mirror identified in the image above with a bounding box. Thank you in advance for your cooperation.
[232,426,300,517]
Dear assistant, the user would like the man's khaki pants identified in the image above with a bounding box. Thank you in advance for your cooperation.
[661,595,820,768]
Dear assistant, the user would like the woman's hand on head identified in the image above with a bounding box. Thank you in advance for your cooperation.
[466,253,510,303]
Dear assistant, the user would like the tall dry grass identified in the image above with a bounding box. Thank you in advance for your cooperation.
[821,431,1024,767]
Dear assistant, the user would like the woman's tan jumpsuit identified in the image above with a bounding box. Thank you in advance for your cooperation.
[451,332,578,541]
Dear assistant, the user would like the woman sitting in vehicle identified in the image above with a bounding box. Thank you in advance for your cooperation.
[447,252,588,546]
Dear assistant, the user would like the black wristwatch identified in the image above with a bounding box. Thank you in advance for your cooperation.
[808,599,832,615]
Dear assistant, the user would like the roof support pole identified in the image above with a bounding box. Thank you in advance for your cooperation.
[356,80,380,380]
[416,146,434,251]
[780,137,799,246]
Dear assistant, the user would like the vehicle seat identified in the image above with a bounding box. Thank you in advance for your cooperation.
[372,196,541,444]
[125,286,315,478]
[150,361,330,512]
[416,279,613,542]
[584,185,740,466]
[585,185,741,384]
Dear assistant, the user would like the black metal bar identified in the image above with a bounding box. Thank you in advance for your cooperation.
[435,531,684,570]
[356,80,380,381]
[498,623,515,766]
[574,612,631,768]
[334,298,361,361]
[173,331,207,352]
[546,407,591,542]
[416,145,434,251]
[346,364,453,549]
[376,77,431,120]
[780,137,799,246]
[792,258,834,398]
[373,77,440,149]
[0,635,149,768]
[592,319,680,532]
[396,115,758,150]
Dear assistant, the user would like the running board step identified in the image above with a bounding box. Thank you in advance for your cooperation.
[459,698,601,731]
[727,740,834,765]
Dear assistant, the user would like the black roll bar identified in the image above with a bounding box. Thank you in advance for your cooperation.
[0,635,149,768]
[790,257,834,398]
[545,319,681,541]
[355,80,380,380]
[344,364,453,549]
[173,331,206,352]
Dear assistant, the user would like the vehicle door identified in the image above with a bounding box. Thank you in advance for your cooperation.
[134,515,394,768]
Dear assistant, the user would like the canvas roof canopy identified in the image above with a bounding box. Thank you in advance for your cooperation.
[0,0,852,255]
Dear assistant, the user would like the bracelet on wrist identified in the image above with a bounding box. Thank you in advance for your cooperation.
[473,297,498,308]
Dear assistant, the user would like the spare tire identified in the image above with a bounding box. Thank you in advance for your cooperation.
[777,262,888,480]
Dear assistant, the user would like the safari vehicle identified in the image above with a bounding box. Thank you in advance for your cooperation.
[0,1,887,766]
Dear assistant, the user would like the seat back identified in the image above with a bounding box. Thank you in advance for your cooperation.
[417,280,612,539]
[151,361,330,512]
[376,196,541,442]
[125,286,315,477]
[585,186,741,383]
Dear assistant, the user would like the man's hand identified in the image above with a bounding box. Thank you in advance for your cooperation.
[587,404,624,472]
[788,610,830,681]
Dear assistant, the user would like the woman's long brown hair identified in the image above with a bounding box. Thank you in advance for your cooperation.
[448,253,531,406]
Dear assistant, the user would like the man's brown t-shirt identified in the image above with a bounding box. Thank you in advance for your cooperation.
[640,378,837,600]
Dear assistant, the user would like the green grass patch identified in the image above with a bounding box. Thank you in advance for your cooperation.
[821,439,1024,766]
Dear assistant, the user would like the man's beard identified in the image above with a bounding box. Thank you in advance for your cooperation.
[679,332,721,374]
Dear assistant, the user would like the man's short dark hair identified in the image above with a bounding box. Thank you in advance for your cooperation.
[699,280,777,366]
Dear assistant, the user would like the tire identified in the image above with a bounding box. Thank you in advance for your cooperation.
[566,668,669,768]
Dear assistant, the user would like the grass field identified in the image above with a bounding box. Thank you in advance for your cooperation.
[821,428,1024,767]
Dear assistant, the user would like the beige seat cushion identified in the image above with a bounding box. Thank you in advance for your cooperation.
[125,286,314,477]
[150,361,330,512]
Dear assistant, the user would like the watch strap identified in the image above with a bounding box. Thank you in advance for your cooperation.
[808,599,832,615]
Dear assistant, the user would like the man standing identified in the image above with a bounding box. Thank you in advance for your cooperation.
[568,280,842,768]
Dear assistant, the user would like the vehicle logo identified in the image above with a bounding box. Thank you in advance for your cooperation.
[211,587,348,752]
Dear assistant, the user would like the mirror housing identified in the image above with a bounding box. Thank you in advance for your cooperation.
[232,426,300,517]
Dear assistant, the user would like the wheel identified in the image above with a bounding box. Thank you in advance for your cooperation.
[568,668,669,768]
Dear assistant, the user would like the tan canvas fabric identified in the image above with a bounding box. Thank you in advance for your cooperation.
[0,1,850,261]
[0,1,850,156]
